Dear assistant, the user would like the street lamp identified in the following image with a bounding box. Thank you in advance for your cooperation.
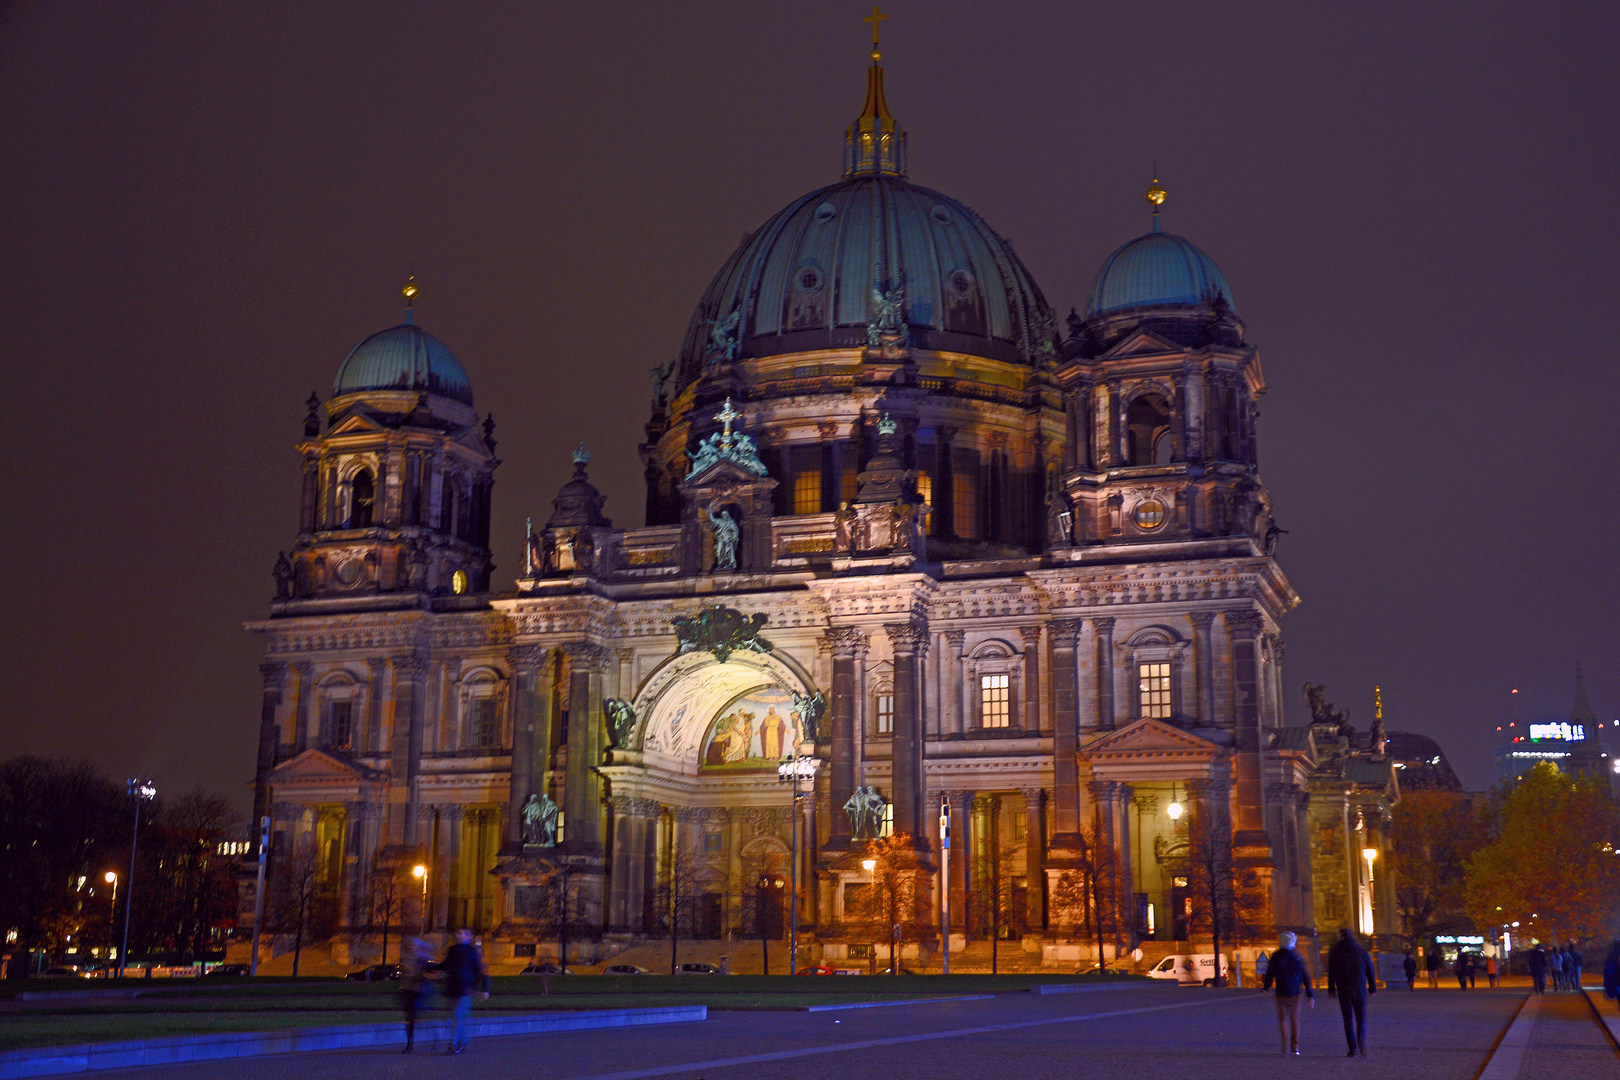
[938,795,951,975]
[118,779,156,979]
[412,864,429,935]
[1166,801,1183,821]
[103,873,118,973]
[776,751,820,974]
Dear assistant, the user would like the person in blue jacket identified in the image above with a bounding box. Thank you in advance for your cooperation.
[1262,931,1315,1056]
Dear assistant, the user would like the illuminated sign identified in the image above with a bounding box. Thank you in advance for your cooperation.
[1434,935,1485,945]
[1528,723,1584,741]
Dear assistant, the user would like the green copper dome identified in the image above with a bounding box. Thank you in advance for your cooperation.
[1084,229,1235,319]
[332,322,473,406]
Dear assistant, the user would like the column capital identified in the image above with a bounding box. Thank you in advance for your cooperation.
[825,626,869,659]
[259,661,289,687]
[291,659,313,678]
[560,640,613,671]
[1222,610,1265,637]
[1091,616,1116,635]
[1087,779,1112,801]
[392,653,430,679]
[1048,619,1081,648]
[507,644,548,669]
[943,629,967,648]
[365,657,388,677]
[1189,611,1216,630]
[1018,626,1043,648]
[885,622,929,654]
[1020,787,1044,804]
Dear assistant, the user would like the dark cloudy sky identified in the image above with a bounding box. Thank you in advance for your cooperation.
[3,1,1617,806]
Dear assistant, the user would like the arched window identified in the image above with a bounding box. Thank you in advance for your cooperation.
[1126,394,1172,466]
[349,469,375,528]
[440,480,458,535]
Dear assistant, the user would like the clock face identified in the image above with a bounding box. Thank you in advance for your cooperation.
[451,570,468,595]
[334,559,362,586]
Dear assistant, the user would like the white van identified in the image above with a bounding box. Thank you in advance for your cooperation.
[1146,953,1229,986]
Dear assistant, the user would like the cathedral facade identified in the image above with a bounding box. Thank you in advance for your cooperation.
[248,45,1333,969]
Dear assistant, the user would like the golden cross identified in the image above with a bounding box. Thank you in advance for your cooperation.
[864,5,888,48]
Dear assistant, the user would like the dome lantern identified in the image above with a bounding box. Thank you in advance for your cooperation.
[843,8,906,178]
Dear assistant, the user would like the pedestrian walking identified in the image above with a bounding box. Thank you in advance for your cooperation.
[1527,944,1547,994]
[1454,952,1469,990]
[1261,931,1315,1056]
[398,936,434,1054]
[1485,953,1498,988]
[1602,940,1619,1013]
[440,928,490,1054]
[1327,927,1378,1058]
[1466,953,1477,988]
[1425,944,1442,989]
[1565,945,1583,990]
[1549,945,1564,992]
[1402,951,1417,991]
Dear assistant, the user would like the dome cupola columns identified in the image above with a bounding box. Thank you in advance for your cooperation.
[844,7,906,178]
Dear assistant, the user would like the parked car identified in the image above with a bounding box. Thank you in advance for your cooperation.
[345,963,403,982]
[519,962,571,975]
[796,964,836,975]
[1145,953,1229,986]
[677,962,721,974]
[204,964,251,977]
[39,966,86,978]
[601,964,652,975]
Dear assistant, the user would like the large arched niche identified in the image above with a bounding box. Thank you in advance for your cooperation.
[633,649,813,775]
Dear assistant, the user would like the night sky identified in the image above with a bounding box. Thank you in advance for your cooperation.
[3,2,1616,808]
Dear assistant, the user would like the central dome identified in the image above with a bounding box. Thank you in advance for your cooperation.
[675,176,1057,387]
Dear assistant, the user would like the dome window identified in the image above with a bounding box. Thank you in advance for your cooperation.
[349,469,375,528]
[1125,393,1173,466]
[948,269,975,295]
[795,266,824,293]
[930,205,952,225]
[814,202,838,222]
[1133,499,1168,531]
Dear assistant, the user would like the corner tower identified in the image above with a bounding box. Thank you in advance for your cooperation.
[273,280,500,608]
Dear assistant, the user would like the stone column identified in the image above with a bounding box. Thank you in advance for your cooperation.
[1019,626,1043,735]
[955,791,975,937]
[825,628,866,849]
[438,804,463,932]
[1022,788,1046,930]
[1092,780,1134,950]
[292,661,313,754]
[886,622,929,849]
[1222,611,1269,840]
[254,662,287,829]
[1191,612,1216,726]
[1292,789,1314,921]
[1092,618,1116,730]
[1047,621,1083,852]
[504,645,545,852]
[341,801,367,932]
[944,631,966,738]
[560,642,610,853]
[608,795,635,928]
[391,654,430,846]
[299,455,319,534]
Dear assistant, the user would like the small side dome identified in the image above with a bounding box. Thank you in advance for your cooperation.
[333,324,473,406]
[545,445,611,529]
[1084,231,1235,319]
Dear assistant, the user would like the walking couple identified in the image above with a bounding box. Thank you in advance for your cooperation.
[399,928,492,1054]
[1263,928,1378,1057]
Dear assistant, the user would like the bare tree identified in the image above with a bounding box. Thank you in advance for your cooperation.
[268,845,320,976]
[1049,816,1119,970]
[361,856,415,966]
[655,841,708,974]
[1177,809,1267,986]
[972,839,1024,974]
[846,834,922,974]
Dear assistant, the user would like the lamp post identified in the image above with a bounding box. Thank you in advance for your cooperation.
[413,864,429,936]
[103,872,118,974]
[776,751,820,975]
[118,779,157,979]
[939,795,951,975]
[1362,846,1379,980]
[861,858,877,974]
[249,816,269,977]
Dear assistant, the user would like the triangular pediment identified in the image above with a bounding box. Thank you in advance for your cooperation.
[326,413,388,437]
[682,458,777,492]
[1101,328,1181,359]
[267,747,384,784]
[1079,717,1223,759]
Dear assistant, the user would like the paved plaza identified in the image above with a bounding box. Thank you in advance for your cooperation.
[76,983,1620,1080]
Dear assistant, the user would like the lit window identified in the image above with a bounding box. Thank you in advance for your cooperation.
[875,694,894,735]
[953,471,978,539]
[327,701,353,750]
[1138,662,1172,719]
[880,801,894,837]
[792,468,822,514]
[842,462,858,504]
[981,674,1009,728]
[472,698,500,748]
[916,471,932,507]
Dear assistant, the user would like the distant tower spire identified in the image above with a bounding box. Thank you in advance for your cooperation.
[844,7,906,178]
[1571,662,1597,728]
[402,275,418,325]
[1146,176,1167,232]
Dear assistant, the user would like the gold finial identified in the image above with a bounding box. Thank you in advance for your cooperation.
[865,5,888,61]
[1374,685,1383,721]
[402,275,418,306]
[1146,178,1166,206]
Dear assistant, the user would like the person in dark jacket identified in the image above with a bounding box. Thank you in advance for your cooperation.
[1326,927,1377,1057]
[1425,944,1443,989]
[440,929,490,1054]
[1262,931,1315,1055]
[1527,945,1547,994]
[1565,945,1583,990]
[1602,940,1619,1011]
[1548,945,1565,991]
[1402,951,1417,991]
[398,937,435,1053]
